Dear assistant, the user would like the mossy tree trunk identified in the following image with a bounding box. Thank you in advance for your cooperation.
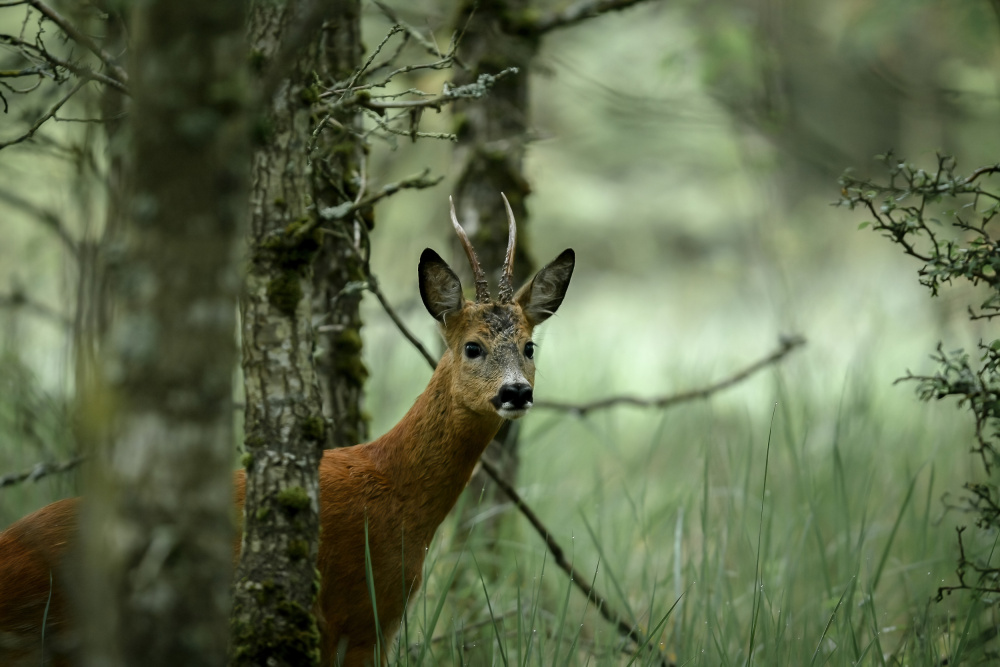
[452,0,540,504]
[231,3,328,666]
[79,0,249,664]
[311,0,370,450]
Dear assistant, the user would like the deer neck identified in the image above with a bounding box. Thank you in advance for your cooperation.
[367,352,503,535]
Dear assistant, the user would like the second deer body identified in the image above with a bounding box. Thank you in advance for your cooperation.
[0,195,574,666]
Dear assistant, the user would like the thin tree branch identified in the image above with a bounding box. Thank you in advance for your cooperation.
[534,335,806,414]
[307,170,443,235]
[0,33,130,95]
[27,0,128,85]
[0,455,84,489]
[479,458,673,667]
[366,277,438,369]
[0,290,71,326]
[0,77,89,151]
[0,186,79,256]
[963,164,1000,186]
[509,0,657,35]
[372,0,466,69]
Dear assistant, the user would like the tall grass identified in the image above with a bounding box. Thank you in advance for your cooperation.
[3,293,993,666]
[366,342,995,666]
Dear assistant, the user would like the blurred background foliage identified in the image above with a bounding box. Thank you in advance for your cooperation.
[4,0,1000,663]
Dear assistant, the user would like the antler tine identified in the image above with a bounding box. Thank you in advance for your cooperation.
[498,192,517,303]
[449,196,491,303]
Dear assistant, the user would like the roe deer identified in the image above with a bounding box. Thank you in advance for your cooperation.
[0,194,575,667]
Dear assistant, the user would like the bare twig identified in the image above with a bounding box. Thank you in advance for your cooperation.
[309,170,442,232]
[45,56,129,95]
[0,290,71,325]
[332,68,518,113]
[372,0,466,68]
[509,0,656,35]
[366,278,438,369]
[479,458,673,667]
[0,77,89,151]
[0,455,84,489]
[0,186,78,256]
[535,335,806,414]
[962,163,1000,186]
[361,107,456,143]
[27,0,128,85]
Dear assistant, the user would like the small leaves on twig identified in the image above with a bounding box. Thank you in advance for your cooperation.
[839,152,1000,297]
[842,152,1000,598]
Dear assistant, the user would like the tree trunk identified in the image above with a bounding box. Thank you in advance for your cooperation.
[231,3,327,665]
[79,0,249,664]
[311,0,370,450]
[452,0,539,511]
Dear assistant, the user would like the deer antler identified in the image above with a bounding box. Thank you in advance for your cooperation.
[449,196,491,303]
[498,193,518,304]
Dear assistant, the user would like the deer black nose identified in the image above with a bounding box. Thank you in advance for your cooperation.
[494,383,533,410]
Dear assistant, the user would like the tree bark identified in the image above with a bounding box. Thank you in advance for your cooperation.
[231,3,328,665]
[311,0,370,450]
[79,0,249,664]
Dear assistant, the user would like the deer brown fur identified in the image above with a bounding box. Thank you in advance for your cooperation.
[0,196,574,667]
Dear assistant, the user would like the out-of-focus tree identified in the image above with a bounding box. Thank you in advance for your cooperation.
[687,0,1000,192]
[76,0,250,666]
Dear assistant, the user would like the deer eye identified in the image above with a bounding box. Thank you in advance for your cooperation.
[524,341,535,360]
[464,342,484,359]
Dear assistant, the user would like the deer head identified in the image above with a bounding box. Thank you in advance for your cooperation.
[418,194,575,419]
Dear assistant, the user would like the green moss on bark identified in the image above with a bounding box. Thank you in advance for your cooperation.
[266,272,302,317]
[230,594,321,667]
[287,539,309,560]
[301,416,326,442]
[332,327,369,386]
[276,485,310,512]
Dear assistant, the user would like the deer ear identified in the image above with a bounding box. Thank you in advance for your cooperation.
[515,249,575,326]
[419,249,465,322]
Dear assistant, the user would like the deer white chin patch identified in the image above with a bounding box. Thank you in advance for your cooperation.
[497,405,531,420]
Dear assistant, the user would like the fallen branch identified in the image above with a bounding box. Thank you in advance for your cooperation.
[535,335,806,415]
[0,455,84,489]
